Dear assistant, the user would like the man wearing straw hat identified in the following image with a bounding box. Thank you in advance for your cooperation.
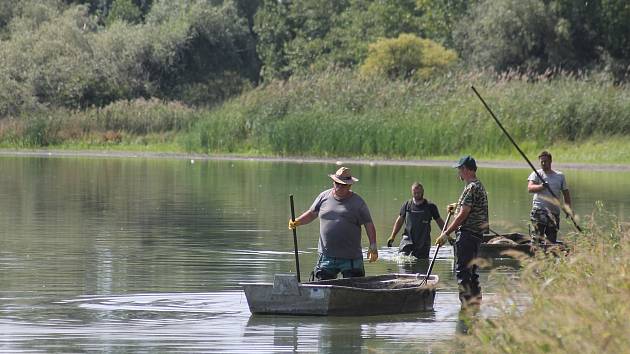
[288,166,378,280]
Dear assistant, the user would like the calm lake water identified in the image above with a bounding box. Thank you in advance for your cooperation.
[0,155,628,353]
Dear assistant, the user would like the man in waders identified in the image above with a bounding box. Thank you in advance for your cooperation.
[436,156,488,307]
[386,182,445,258]
[528,150,572,244]
[288,166,378,280]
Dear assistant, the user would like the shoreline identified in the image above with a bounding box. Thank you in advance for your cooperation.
[1,148,629,172]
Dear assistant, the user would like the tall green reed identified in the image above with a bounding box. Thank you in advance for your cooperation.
[457,206,629,353]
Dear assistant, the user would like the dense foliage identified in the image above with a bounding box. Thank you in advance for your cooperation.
[0,0,629,160]
[0,0,259,116]
[360,34,457,80]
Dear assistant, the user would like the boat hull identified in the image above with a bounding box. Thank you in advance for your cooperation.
[240,273,438,316]
[478,232,565,258]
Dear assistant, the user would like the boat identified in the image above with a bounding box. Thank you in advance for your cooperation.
[477,232,566,258]
[240,273,439,316]
[477,232,533,258]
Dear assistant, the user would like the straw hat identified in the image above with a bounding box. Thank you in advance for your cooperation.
[329,167,359,185]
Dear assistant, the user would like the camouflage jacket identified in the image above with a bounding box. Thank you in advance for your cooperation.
[456,179,489,236]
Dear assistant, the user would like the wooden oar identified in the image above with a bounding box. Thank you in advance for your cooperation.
[421,210,454,286]
[289,195,301,283]
[471,86,582,232]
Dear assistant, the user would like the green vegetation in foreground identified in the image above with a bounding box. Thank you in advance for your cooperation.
[2,70,630,164]
[456,203,629,353]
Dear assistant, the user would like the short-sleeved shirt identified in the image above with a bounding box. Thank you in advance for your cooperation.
[400,199,441,244]
[528,169,568,215]
[455,179,489,235]
[310,189,373,259]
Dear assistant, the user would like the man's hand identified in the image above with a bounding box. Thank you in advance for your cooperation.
[288,219,301,230]
[435,232,452,246]
[447,203,457,214]
[367,243,378,262]
[386,235,395,247]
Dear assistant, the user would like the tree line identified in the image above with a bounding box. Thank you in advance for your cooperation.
[0,0,629,118]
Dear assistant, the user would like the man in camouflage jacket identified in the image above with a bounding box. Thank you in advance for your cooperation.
[436,155,489,307]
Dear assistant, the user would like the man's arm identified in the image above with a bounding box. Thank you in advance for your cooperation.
[528,180,545,193]
[443,205,471,236]
[435,205,470,246]
[365,222,378,262]
[435,217,445,231]
[562,189,572,213]
[387,216,404,243]
[365,222,377,246]
[296,210,317,224]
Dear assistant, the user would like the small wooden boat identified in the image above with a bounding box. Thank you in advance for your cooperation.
[478,232,533,258]
[240,273,439,316]
[477,232,566,258]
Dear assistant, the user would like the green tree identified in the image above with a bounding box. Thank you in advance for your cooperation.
[106,0,142,25]
[455,0,564,72]
[254,0,430,81]
[415,0,477,47]
[598,0,630,80]
[360,33,457,80]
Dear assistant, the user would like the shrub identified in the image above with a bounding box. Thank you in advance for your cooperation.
[360,33,457,80]
[106,0,142,25]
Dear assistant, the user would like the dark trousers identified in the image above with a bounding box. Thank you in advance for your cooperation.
[455,230,482,302]
[400,239,431,259]
[531,208,560,243]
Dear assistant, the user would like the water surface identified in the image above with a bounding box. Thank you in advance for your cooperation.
[0,156,627,352]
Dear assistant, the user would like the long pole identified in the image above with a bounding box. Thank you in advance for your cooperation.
[421,210,453,286]
[471,86,582,232]
[289,195,301,282]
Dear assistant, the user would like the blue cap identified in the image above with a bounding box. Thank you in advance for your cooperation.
[453,155,477,171]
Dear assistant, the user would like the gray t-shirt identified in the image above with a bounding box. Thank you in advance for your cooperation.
[310,189,373,259]
[528,169,568,215]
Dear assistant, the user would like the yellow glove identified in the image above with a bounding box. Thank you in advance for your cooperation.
[288,219,301,230]
[387,235,395,247]
[447,203,458,214]
[435,232,452,246]
[367,243,378,262]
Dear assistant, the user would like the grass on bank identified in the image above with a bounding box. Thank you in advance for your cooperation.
[457,202,629,353]
[2,69,630,164]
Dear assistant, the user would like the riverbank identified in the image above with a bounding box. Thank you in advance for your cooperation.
[3,70,630,165]
[458,211,629,353]
[2,148,630,172]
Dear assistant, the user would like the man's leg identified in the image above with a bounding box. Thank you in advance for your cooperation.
[545,213,560,243]
[314,254,340,280]
[399,244,413,256]
[340,258,365,278]
[531,208,551,244]
[455,231,482,306]
[411,239,431,259]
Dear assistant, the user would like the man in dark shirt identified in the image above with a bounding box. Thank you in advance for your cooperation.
[436,156,489,307]
[387,182,445,258]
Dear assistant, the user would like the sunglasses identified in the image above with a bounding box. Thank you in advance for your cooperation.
[334,182,351,188]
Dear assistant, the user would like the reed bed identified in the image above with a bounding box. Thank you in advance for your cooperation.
[183,69,630,162]
[2,69,630,163]
[457,203,629,353]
